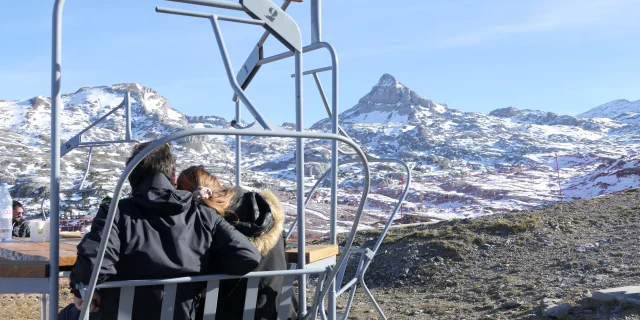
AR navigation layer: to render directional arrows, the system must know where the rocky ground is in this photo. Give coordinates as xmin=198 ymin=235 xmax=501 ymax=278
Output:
xmin=2 ymin=189 xmax=640 ymax=319
xmin=326 ymin=188 xmax=640 ymax=319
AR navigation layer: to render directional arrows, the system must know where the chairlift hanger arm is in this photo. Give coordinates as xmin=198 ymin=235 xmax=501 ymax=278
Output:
xmin=155 ymin=7 xmax=264 ymax=24
xmin=167 ymin=0 xmax=303 ymax=52
xmin=167 ymin=0 xmax=303 ymax=12
xmin=167 ymin=0 xmax=244 ymax=11
xmin=61 ymin=93 xmax=135 ymax=156
xmin=158 ymin=6 xmax=296 ymax=131
xmin=232 ymin=0 xmax=293 ymax=102
xmin=74 ymin=99 xmax=126 ymax=138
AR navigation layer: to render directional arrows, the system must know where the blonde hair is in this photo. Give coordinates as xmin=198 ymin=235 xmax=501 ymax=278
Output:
xmin=177 ymin=166 xmax=235 ymax=216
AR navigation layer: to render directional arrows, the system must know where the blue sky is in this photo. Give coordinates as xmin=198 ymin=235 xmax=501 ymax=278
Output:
xmin=1 ymin=0 xmax=640 ymax=125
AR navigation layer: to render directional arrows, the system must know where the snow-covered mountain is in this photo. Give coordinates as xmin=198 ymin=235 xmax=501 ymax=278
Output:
xmin=1 ymin=75 xmax=638 ymax=233
xmin=578 ymin=99 xmax=640 ymax=125
xmin=0 ymin=84 xmax=235 ymax=217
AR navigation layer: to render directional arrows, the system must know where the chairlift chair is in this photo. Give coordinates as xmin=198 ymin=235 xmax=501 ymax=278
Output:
xmin=47 ymin=1 xmax=408 ymax=320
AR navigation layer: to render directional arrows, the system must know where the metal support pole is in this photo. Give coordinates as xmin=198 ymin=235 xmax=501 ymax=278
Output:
xmin=50 ymin=1 xmax=65 ymax=319
xmin=327 ymin=42 xmax=338 ymax=320
xmin=294 ymin=49 xmax=307 ymax=317
xmin=235 ymin=99 xmax=241 ymax=187
xmin=40 ymin=294 xmax=48 ymax=320
xmin=125 ymin=92 xmax=132 ymax=140
xmin=77 ymin=147 xmax=93 ymax=191
xmin=310 ymin=0 xmax=321 ymax=43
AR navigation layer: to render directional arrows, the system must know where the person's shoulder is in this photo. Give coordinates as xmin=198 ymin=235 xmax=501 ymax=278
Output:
xmin=95 ymin=196 xmax=136 ymax=220
xmin=195 ymin=202 xmax=224 ymax=226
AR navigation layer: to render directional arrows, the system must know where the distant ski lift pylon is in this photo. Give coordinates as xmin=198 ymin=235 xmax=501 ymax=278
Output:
xmin=60 ymin=91 xmax=138 ymax=195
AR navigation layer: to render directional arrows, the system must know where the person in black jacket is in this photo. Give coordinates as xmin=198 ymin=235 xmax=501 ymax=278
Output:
xmin=177 ymin=166 xmax=297 ymax=320
xmin=12 ymin=200 xmax=30 ymax=238
xmin=67 ymin=142 xmax=261 ymax=320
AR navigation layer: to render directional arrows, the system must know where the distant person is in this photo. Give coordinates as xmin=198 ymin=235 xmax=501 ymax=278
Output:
xmin=67 ymin=141 xmax=261 ymax=320
xmin=12 ymin=200 xmax=30 ymax=238
xmin=177 ymin=165 xmax=297 ymax=320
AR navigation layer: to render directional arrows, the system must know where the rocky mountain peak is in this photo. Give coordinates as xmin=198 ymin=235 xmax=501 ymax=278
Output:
xmin=489 ymin=106 xmax=522 ymax=118
xmin=311 ymin=74 xmax=448 ymax=131
xmin=358 ymin=73 xmax=441 ymax=110
xmin=30 ymin=96 xmax=51 ymax=109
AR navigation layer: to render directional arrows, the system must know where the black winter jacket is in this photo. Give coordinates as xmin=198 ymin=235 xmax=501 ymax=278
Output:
xmin=210 ymin=187 xmax=298 ymax=320
xmin=69 ymin=173 xmax=261 ymax=320
xmin=12 ymin=218 xmax=30 ymax=237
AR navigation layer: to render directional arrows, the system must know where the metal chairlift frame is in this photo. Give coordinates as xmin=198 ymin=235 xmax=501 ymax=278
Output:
xmin=48 ymin=1 xmax=406 ymax=319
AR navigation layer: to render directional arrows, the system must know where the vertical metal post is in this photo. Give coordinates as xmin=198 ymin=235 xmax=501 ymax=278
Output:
xmin=235 ymin=99 xmax=241 ymax=187
xmin=125 ymin=91 xmax=132 ymax=140
xmin=310 ymin=0 xmax=321 ymax=43
xmin=294 ymin=49 xmax=306 ymax=317
xmin=40 ymin=294 xmax=48 ymax=320
xmin=51 ymin=1 xmax=65 ymax=319
xmin=327 ymin=43 xmax=338 ymax=320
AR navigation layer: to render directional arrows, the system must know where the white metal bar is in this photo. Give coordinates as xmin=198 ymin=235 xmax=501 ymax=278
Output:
xmin=156 ymin=7 xmax=265 ymax=25
xmin=125 ymin=92 xmax=132 ymax=140
xmin=50 ymin=1 xmax=64 ymax=318
xmin=202 ymin=279 xmax=220 ymax=320
xmin=160 ymin=283 xmax=178 ymax=320
xmin=40 ymin=294 xmax=48 ymax=320
xmin=97 ymin=267 xmax=328 ymax=289
xmin=310 ymin=0 xmax=321 ymax=43
xmin=294 ymin=49 xmax=307 ymax=316
xmin=167 ymin=0 xmax=244 ymax=11
xmin=289 ymin=66 xmax=332 ymax=77
xmin=0 ymin=278 xmax=50 ymax=293
xmin=235 ymin=99 xmax=241 ymax=186
xmin=242 ymin=278 xmax=260 ymax=320
xmin=117 ymin=287 xmax=135 ymax=320
xmin=257 ymin=42 xmax=326 ymax=66
xmin=277 ymin=275 xmax=295 ymax=319
xmin=77 ymin=146 xmax=93 ymax=191
xmin=336 ymin=277 xmax=357 ymax=297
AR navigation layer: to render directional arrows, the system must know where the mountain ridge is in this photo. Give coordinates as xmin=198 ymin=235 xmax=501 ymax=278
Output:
xmin=0 ymin=75 xmax=638 ymax=232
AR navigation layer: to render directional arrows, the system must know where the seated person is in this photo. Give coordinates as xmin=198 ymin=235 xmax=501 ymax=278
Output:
xmin=12 ymin=200 xmax=30 ymax=238
xmin=177 ymin=165 xmax=297 ymax=320
xmin=67 ymin=142 xmax=261 ymax=320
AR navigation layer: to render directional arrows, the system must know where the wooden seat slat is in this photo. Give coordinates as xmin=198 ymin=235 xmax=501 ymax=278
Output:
xmin=285 ymin=244 xmax=339 ymax=264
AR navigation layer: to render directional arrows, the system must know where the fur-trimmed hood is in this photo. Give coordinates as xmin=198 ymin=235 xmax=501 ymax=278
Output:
xmin=225 ymin=187 xmax=285 ymax=256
